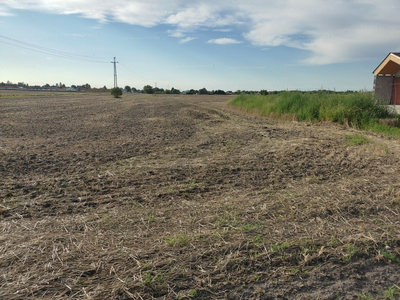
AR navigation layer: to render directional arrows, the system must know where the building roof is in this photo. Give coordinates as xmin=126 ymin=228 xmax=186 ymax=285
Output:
xmin=373 ymin=52 xmax=400 ymax=75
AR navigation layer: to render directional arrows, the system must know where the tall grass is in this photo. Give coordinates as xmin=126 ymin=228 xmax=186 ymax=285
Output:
xmin=229 ymin=92 xmax=400 ymax=134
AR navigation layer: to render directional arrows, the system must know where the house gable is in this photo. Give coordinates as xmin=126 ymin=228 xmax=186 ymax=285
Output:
xmin=373 ymin=52 xmax=400 ymax=76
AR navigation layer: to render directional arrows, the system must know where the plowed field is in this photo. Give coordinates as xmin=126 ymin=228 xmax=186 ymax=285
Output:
xmin=1 ymin=91 xmax=400 ymax=299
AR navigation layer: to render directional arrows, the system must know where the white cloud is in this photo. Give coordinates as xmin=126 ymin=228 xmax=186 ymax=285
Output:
xmin=2 ymin=0 xmax=400 ymax=64
xmin=179 ymin=37 xmax=197 ymax=43
xmin=167 ymin=30 xmax=185 ymax=38
xmin=238 ymin=0 xmax=400 ymax=64
xmin=208 ymin=38 xmax=242 ymax=44
xmin=0 ymin=4 xmax=13 ymax=16
xmin=213 ymin=28 xmax=232 ymax=32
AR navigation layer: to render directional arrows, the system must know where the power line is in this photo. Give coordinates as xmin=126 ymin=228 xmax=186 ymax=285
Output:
xmin=0 ymin=34 xmax=151 ymax=87
xmin=119 ymin=62 xmax=151 ymax=82
xmin=0 ymin=35 xmax=109 ymax=63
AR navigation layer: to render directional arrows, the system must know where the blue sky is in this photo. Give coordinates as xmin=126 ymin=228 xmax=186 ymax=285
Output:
xmin=1 ymin=0 xmax=399 ymax=91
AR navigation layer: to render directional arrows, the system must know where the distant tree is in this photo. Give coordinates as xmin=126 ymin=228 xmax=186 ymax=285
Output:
xmin=131 ymin=87 xmax=137 ymax=93
xmin=71 ymin=85 xmax=77 ymax=89
xmin=214 ymin=89 xmax=226 ymax=95
xmin=125 ymin=85 xmax=131 ymax=93
xmin=199 ymin=88 xmax=208 ymax=95
xmin=260 ymin=90 xmax=269 ymax=95
xmin=103 ymin=85 xmax=107 ymax=89
xmin=111 ymin=87 xmax=123 ymax=98
xmin=171 ymin=87 xmax=181 ymax=94
xmin=85 ymin=83 xmax=91 ymax=89
xmin=187 ymin=89 xmax=197 ymax=95
xmin=165 ymin=89 xmax=171 ymax=94
xmin=154 ymin=87 xmax=164 ymax=94
xmin=45 ymin=83 xmax=50 ymax=87
xmin=143 ymin=85 xmax=154 ymax=94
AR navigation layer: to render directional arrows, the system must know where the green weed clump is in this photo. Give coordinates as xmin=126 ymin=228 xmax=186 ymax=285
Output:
xmin=229 ymin=92 xmax=400 ymax=135
xmin=345 ymin=134 xmax=371 ymax=146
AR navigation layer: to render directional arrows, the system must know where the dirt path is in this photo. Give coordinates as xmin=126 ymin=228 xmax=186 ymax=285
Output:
xmin=1 ymin=92 xmax=400 ymax=299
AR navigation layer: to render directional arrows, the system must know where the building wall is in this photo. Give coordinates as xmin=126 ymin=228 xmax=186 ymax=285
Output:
xmin=374 ymin=75 xmax=393 ymax=104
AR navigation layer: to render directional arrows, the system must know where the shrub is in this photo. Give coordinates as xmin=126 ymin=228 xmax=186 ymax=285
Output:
xmin=110 ymin=87 xmax=123 ymax=98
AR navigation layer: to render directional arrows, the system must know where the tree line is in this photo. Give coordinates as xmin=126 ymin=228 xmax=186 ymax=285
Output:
xmin=123 ymin=85 xmax=258 ymax=95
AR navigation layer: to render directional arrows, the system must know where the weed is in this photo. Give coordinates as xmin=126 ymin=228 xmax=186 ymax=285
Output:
xmin=144 ymin=272 xmax=153 ymax=284
xmin=165 ymin=233 xmax=189 ymax=246
xmin=345 ymin=134 xmax=371 ymax=146
xmin=383 ymin=285 xmax=400 ymax=299
xmin=101 ymin=214 xmax=111 ymax=221
xmin=272 ymin=242 xmax=290 ymax=251
xmin=143 ymin=271 xmax=167 ymax=295
xmin=253 ymin=234 xmax=264 ymax=244
xmin=301 ymin=245 xmax=315 ymax=254
xmin=343 ymin=244 xmax=358 ymax=261
xmin=253 ymin=274 xmax=262 ymax=281
xmin=289 ymin=268 xmax=300 ymax=275
xmin=189 ymin=290 xmax=198 ymax=298
xmin=355 ymin=293 xmax=373 ymax=300
xmin=241 ymin=224 xmax=263 ymax=231
xmin=77 ymin=278 xmax=87 ymax=286
xmin=289 ymin=268 xmax=308 ymax=276
xmin=254 ymin=288 xmax=266 ymax=295
xmin=36 ymin=185 xmax=50 ymax=193
xmin=217 ymin=214 xmax=237 ymax=228
xmin=382 ymin=251 xmax=400 ymax=264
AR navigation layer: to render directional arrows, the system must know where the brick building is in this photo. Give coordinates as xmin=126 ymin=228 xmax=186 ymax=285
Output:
xmin=373 ymin=52 xmax=400 ymax=104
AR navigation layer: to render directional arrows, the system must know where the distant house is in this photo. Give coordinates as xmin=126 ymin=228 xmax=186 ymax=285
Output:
xmin=66 ymin=87 xmax=77 ymax=92
xmin=373 ymin=52 xmax=400 ymax=104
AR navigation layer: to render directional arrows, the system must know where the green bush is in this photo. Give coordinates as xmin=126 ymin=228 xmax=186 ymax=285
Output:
xmin=110 ymin=87 xmax=123 ymax=98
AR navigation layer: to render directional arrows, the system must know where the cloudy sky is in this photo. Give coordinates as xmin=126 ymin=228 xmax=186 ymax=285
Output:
xmin=1 ymin=0 xmax=399 ymax=91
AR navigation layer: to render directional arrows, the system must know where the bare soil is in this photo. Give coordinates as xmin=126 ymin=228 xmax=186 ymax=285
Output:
xmin=1 ymin=91 xmax=400 ymax=299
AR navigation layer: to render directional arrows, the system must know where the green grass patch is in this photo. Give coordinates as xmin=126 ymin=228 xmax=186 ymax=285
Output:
xmin=189 ymin=290 xmax=198 ymax=298
xmin=345 ymin=134 xmax=371 ymax=146
xmin=355 ymin=293 xmax=374 ymax=300
xmin=272 ymin=242 xmax=290 ymax=251
xmin=253 ymin=234 xmax=264 ymax=244
xmin=241 ymin=224 xmax=263 ymax=231
xmin=343 ymin=244 xmax=359 ymax=261
xmin=383 ymin=285 xmax=400 ymax=300
xmin=164 ymin=233 xmax=190 ymax=246
xmin=382 ymin=251 xmax=400 ymax=264
xmin=229 ymin=92 xmax=400 ymax=135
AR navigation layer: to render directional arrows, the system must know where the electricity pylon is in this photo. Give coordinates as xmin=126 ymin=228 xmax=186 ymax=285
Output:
xmin=111 ymin=57 xmax=119 ymax=88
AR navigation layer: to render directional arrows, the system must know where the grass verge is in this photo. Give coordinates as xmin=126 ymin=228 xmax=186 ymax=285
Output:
xmin=229 ymin=92 xmax=400 ymax=135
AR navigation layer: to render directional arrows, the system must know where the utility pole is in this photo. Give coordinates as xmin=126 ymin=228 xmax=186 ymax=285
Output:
xmin=111 ymin=57 xmax=119 ymax=88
